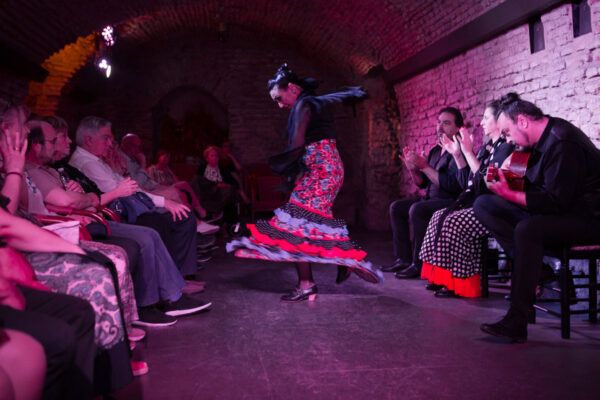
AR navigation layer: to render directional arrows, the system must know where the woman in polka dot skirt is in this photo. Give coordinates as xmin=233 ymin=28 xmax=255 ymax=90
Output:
xmin=419 ymin=99 xmax=514 ymax=298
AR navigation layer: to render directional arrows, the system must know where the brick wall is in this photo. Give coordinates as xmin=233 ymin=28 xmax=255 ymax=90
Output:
xmin=2 ymin=0 xmax=598 ymax=230
xmin=56 ymin=28 xmax=368 ymax=223
xmin=393 ymin=1 xmax=600 ymax=201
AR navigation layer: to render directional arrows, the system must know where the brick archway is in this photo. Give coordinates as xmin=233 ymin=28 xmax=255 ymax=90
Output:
xmin=26 ymin=34 xmax=96 ymax=116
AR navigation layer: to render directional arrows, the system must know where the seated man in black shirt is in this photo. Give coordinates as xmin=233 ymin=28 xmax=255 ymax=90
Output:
xmin=386 ymin=107 xmax=463 ymax=279
xmin=474 ymin=93 xmax=600 ymax=342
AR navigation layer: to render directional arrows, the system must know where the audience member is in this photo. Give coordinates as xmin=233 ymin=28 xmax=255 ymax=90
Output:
xmin=0 ymin=290 xmax=46 ymax=400
xmin=219 ymin=141 xmax=242 ymax=175
xmin=1 ymin=103 xmax=135 ymax=391
xmin=147 ymin=148 xmax=219 ymax=234
xmin=192 ymin=145 xmax=243 ymax=225
xmin=219 ymin=141 xmax=248 ymax=201
xmin=69 ymin=116 xmax=200 ymax=278
xmin=27 ymin=119 xmax=210 ymax=325
xmin=117 ymin=133 xmax=181 ymax=202
xmin=0 ymin=273 xmax=96 ymax=400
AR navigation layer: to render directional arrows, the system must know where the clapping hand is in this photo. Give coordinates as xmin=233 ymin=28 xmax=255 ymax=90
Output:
xmin=400 ymin=146 xmax=429 ymax=170
xmin=411 ymin=150 xmax=429 ymax=169
xmin=399 ymin=146 xmax=416 ymax=170
xmin=457 ymin=126 xmax=474 ymax=154
xmin=440 ymin=134 xmax=461 ymax=156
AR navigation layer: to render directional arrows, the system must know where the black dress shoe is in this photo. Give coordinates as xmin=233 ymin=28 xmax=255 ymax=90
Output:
xmin=394 ymin=264 xmax=420 ymax=279
xmin=480 ymin=311 xmax=527 ymax=343
xmin=434 ymin=287 xmax=457 ymax=298
xmin=380 ymin=260 xmax=410 ymax=273
xmin=335 ymin=266 xmax=352 ymax=284
xmin=281 ymin=285 xmax=318 ymax=302
xmin=425 ymin=283 xmax=444 ymax=291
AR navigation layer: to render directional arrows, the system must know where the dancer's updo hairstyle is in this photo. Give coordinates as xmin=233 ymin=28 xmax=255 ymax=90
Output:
xmin=267 ymin=64 xmax=319 ymax=94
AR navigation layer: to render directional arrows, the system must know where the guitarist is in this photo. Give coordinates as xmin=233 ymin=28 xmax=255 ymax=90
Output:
xmin=474 ymin=92 xmax=600 ymax=342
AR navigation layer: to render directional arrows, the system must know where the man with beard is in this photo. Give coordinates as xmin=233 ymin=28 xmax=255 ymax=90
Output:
xmin=384 ymin=107 xmax=463 ymax=279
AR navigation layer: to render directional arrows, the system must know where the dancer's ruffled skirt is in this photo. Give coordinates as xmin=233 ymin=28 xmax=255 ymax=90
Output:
xmin=227 ymin=139 xmax=382 ymax=283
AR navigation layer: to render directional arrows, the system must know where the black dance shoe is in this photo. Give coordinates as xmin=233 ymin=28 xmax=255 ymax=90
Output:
xmin=380 ymin=259 xmax=410 ymax=273
xmin=425 ymin=283 xmax=444 ymax=291
xmin=336 ymin=266 xmax=352 ymax=284
xmin=281 ymin=285 xmax=318 ymax=302
xmin=480 ymin=310 xmax=528 ymax=343
xmin=434 ymin=287 xmax=457 ymax=298
xmin=394 ymin=264 xmax=420 ymax=279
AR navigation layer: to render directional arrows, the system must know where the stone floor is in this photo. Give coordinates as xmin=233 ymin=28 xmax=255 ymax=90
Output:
xmin=116 ymin=230 xmax=599 ymax=400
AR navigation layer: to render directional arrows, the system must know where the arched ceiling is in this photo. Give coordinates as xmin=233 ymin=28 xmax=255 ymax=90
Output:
xmin=0 ymin=0 xmax=502 ymax=76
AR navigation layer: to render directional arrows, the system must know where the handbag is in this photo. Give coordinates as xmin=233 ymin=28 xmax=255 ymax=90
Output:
xmin=41 ymin=220 xmax=80 ymax=245
xmin=108 ymin=192 xmax=156 ymax=223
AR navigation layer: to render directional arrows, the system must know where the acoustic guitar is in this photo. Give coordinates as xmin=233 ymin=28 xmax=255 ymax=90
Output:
xmin=486 ymin=150 xmax=531 ymax=191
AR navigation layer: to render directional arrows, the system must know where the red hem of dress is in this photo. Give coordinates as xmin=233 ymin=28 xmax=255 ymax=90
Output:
xmin=246 ymin=224 xmax=366 ymax=260
xmin=421 ymin=262 xmax=481 ymax=298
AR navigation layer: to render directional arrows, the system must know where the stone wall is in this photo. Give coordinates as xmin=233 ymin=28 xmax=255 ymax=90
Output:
xmin=2 ymin=0 xmax=598 ymax=230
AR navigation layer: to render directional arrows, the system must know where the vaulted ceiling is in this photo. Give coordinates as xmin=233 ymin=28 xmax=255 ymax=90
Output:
xmin=0 ymin=0 xmax=502 ymax=76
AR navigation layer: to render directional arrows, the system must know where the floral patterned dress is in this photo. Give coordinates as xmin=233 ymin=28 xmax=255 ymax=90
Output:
xmin=227 ymin=88 xmax=382 ymax=283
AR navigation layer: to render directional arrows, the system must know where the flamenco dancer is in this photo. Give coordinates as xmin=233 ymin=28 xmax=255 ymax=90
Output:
xmin=227 ymin=64 xmax=383 ymax=302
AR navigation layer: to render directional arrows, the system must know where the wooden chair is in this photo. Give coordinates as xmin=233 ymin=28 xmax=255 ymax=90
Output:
xmin=246 ymin=174 xmax=288 ymax=221
xmin=45 ymin=204 xmax=112 ymax=236
xmin=534 ymin=245 xmax=599 ymax=339
xmin=481 ymin=236 xmax=511 ymax=298
xmin=35 ymin=214 xmax=93 ymax=241
xmin=482 ymin=238 xmax=600 ymax=339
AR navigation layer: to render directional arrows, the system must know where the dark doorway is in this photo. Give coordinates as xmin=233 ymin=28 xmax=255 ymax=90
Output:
xmin=152 ymin=86 xmax=229 ymax=167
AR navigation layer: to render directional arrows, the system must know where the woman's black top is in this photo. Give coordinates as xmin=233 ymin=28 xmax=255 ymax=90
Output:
xmin=269 ymin=87 xmax=367 ymax=181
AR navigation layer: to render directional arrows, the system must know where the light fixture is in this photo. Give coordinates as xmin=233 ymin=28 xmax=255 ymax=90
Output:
xmin=97 ymin=58 xmax=112 ymax=78
xmin=101 ymin=26 xmax=116 ymax=46
xmin=95 ymin=25 xmax=116 ymax=78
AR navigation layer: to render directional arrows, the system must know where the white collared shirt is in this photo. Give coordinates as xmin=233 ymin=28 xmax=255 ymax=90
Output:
xmin=69 ymin=146 xmax=165 ymax=207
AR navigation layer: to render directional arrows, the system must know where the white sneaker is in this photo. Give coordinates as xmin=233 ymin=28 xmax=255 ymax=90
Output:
xmin=197 ymin=220 xmax=220 ymax=235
